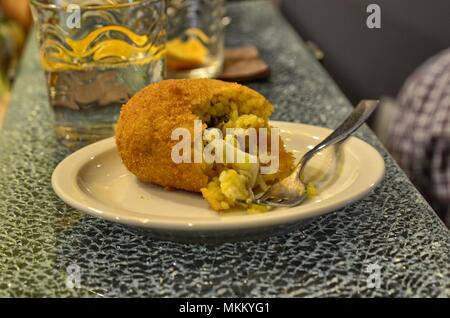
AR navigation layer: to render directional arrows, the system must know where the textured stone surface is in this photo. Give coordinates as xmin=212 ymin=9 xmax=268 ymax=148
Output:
xmin=0 ymin=1 xmax=449 ymax=297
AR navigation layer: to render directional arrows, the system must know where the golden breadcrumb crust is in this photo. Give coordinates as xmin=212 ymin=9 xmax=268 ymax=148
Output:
xmin=116 ymin=79 xmax=264 ymax=192
xmin=116 ymin=78 xmax=291 ymax=192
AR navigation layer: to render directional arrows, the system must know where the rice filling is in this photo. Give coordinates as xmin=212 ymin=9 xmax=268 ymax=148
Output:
xmin=197 ymin=90 xmax=289 ymax=211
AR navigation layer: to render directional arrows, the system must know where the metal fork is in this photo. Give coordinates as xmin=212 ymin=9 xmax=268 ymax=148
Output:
xmin=250 ymin=100 xmax=379 ymax=207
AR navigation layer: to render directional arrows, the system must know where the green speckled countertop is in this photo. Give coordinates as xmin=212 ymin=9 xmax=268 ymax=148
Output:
xmin=0 ymin=1 xmax=449 ymax=297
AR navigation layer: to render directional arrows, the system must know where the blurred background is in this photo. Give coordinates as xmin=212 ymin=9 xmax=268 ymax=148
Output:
xmin=0 ymin=0 xmax=30 ymax=123
xmin=280 ymin=0 xmax=450 ymax=104
xmin=0 ymin=0 xmax=449 ymax=224
xmin=277 ymin=0 xmax=450 ymax=225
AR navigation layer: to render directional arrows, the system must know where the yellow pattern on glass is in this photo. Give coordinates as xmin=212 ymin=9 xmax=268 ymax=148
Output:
xmin=65 ymin=25 xmax=149 ymax=52
xmin=40 ymin=25 xmax=164 ymax=71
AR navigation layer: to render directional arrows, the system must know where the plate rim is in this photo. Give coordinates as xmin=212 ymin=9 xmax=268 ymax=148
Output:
xmin=51 ymin=121 xmax=385 ymax=232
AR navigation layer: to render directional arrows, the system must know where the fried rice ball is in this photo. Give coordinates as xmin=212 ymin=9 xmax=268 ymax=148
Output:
xmin=116 ymin=79 xmax=294 ymax=210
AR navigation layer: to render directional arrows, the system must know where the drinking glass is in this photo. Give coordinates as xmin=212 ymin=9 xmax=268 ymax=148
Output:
xmin=166 ymin=0 xmax=224 ymax=79
xmin=30 ymin=0 xmax=166 ymax=148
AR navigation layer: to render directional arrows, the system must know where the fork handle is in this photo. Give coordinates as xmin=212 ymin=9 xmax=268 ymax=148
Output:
xmin=297 ymin=100 xmax=379 ymax=174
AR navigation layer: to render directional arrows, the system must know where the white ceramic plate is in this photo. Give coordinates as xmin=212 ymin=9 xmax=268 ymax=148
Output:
xmin=52 ymin=121 xmax=384 ymax=242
